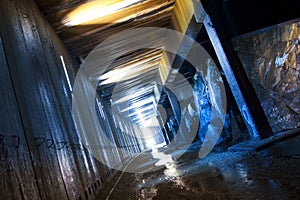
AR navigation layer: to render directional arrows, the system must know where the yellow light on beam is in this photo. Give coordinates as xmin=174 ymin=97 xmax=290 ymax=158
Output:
xmin=62 ymin=0 xmax=140 ymax=26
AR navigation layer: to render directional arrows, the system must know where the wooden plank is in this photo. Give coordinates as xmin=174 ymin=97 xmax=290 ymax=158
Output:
xmin=64 ymin=4 xmax=174 ymax=58
xmin=29 ymin=1 xmax=90 ymax=199
xmin=44 ymin=17 xmax=112 ymax=200
xmin=0 ymin=0 xmax=70 ymax=198
xmin=1 ymin=0 xmax=148 ymax=199
xmin=35 ymin=0 xmax=83 ymax=16
xmin=159 ymin=0 xmax=200 ymax=84
xmin=4 ymin=0 xmax=114 ymax=199
xmin=45 ymin=23 xmax=105 ymax=200
xmin=170 ymin=0 xmax=194 ymax=33
xmin=0 ymin=29 xmax=40 ymax=200
xmin=200 ymin=0 xmax=273 ymax=139
xmin=48 ymin=0 xmax=175 ymax=32
xmin=34 ymin=0 xmax=176 ymax=59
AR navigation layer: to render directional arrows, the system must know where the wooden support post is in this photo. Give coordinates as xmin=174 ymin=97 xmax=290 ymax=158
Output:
xmin=194 ymin=0 xmax=273 ymax=139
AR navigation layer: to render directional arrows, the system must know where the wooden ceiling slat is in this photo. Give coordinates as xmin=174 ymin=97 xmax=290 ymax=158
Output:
xmin=36 ymin=0 xmax=88 ymax=15
xmin=62 ymin=2 xmax=174 ymax=44
xmin=35 ymin=0 xmax=175 ymax=59
xmin=67 ymin=8 xmax=173 ymax=57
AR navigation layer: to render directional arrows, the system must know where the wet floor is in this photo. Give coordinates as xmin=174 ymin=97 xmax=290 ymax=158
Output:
xmin=97 ymin=136 xmax=300 ymax=200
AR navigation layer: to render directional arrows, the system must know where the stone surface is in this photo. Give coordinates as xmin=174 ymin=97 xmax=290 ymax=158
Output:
xmin=233 ymin=22 xmax=300 ymax=132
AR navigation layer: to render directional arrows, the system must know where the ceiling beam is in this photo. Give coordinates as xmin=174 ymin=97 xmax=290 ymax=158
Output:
xmin=159 ymin=0 xmax=202 ymax=84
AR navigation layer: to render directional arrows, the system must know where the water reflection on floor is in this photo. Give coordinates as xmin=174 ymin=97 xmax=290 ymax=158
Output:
xmin=97 ymin=136 xmax=300 ymax=199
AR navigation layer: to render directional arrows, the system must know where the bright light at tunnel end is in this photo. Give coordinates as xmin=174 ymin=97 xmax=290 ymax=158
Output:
xmin=72 ymin=27 xmax=227 ymax=173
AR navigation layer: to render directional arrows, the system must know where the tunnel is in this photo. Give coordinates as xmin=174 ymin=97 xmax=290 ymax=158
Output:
xmin=0 ymin=0 xmax=300 ymax=199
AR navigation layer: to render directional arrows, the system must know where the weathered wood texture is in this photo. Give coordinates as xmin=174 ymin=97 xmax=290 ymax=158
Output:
xmin=201 ymin=0 xmax=273 ymax=138
xmin=160 ymin=0 xmax=197 ymax=84
xmin=35 ymin=0 xmax=175 ymax=59
xmin=0 ymin=0 xmax=140 ymax=199
xmin=0 ymin=30 xmax=41 ymax=200
xmin=0 ymin=0 xmax=69 ymax=198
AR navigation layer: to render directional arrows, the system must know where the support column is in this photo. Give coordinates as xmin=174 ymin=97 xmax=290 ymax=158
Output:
xmin=193 ymin=0 xmax=273 ymax=139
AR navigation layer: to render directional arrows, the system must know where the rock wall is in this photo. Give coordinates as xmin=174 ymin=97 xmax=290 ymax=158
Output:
xmin=234 ymin=22 xmax=300 ymax=132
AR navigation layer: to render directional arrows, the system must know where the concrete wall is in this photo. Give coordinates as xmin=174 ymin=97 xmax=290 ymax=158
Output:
xmin=234 ymin=21 xmax=300 ymax=132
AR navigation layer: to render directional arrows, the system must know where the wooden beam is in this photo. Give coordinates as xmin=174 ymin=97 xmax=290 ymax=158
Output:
xmin=0 ymin=28 xmax=40 ymax=200
xmin=160 ymin=0 xmax=202 ymax=84
xmin=197 ymin=0 xmax=273 ymax=139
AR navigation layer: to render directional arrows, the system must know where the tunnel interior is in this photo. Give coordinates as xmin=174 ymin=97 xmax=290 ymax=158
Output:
xmin=0 ymin=0 xmax=299 ymax=199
